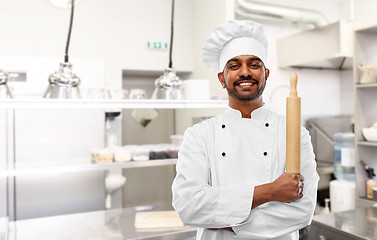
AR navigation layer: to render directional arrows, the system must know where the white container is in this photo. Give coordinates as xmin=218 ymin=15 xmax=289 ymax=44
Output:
xmin=182 ymin=79 xmax=210 ymax=100
xmin=362 ymin=127 xmax=377 ymax=142
xmin=170 ymin=135 xmax=184 ymax=147
xmin=358 ymin=63 xmax=377 ymax=84
xmin=114 ymin=148 xmax=132 ymax=162
xmin=330 ymin=180 xmax=355 ymax=212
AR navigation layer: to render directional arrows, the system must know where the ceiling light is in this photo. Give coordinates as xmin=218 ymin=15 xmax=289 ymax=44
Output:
xmin=0 ymin=70 xmax=13 ymax=99
xmin=44 ymin=0 xmax=81 ymax=99
xmin=152 ymin=0 xmax=183 ymax=100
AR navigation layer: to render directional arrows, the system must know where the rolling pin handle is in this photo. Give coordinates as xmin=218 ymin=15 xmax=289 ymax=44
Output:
xmin=290 ymin=72 xmax=298 ymax=97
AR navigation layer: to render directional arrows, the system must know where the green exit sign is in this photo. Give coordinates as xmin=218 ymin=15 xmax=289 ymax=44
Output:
xmin=147 ymin=41 xmax=168 ymax=50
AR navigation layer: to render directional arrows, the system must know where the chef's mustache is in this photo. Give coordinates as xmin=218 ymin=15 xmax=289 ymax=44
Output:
xmin=233 ymin=76 xmax=259 ymax=86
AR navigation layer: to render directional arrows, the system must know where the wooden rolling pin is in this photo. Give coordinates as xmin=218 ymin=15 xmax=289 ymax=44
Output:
xmin=286 ymin=72 xmax=301 ymax=173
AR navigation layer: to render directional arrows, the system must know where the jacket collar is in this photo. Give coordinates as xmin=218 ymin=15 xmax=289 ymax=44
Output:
xmin=225 ymin=104 xmax=269 ymax=120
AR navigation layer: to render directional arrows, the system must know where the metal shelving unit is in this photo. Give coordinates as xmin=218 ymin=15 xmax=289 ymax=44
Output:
xmin=357 ymin=141 xmax=377 ymax=147
xmin=0 ymin=217 xmax=7 ymax=240
xmin=0 ymin=99 xmax=228 ymax=110
xmin=0 ymin=99 xmax=228 ymax=177
xmin=353 ymin=23 xmax=377 ymax=207
xmin=0 ymin=158 xmax=178 ymax=177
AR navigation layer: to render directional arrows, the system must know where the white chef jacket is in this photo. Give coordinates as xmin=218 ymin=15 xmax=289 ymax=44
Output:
xmin=172 ymin=105 xmax=319 ymax=240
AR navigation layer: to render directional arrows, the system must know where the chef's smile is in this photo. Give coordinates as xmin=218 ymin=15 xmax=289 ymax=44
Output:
xmin=234 ymin=80 xmax=259 ymax=90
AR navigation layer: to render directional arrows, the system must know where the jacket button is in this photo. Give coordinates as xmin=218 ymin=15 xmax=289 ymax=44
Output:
xmin=222 ymin=152 xmax=226 ymax=157
xmin=264 ymin=152 xmax=267 ymax=156
xmin=265 ymin=123 xmax=269 ymax=127
xmin=222 ymin=124 xmax=225 ymax=128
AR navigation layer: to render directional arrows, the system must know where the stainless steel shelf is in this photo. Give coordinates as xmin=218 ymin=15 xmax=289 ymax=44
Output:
xmin=0 ymin=99 xmax=228 ymax=110
xmin=356 ymin=83 xmax=377 ymax=89
xmin=357 ymin=141 xmax=377 ymax=147
xmin=356 ymin=24 xmax=377 ymax=33
xmin=0 ymin=158 xmax=178 ymax=177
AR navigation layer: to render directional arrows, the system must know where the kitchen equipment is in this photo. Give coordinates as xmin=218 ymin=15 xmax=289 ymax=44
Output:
xmin=306 ymin=115 xmax=353 ymax=192
xmin=134 ymin=211 xmax=188 ymax=231
xmin=358 ymin=62 xmax=377 ymax=84
xmin=170 ymin=135 xmax=183 ymax=147
xmin=360 ymin=160 xmax=376 ymax=199
xmin=131 ymin=146 xmax=150 ymax=161
xmin=182 ymin=79 xmax=210 ymax=100
xmin=129 ymin=89 xmax=147 ymax=99
xmin=362 ymin=127 xmax=377 ymax=142
xmin=130 ymin=108 xmax=158 ymax=127
xmin=333 ymin=132 xmax=355 ymax=182
xmin=149 ymin=144 xmax=167 ymax=160
xmin=286 ymin=72 xmax=301 ymax=173
xmin=44 ymin=62 xmax=81 ymax=98
xmin=277 ymin=20 xmax=353 ymax=70
xmin=152 ymin=68 xmax=183 ymax=100
xmin=152 ymin=0 xmax=183 ymax=100
xmin=114 ymin=148 xmax=132 ymax=162
xmin=329 ymin=180 xmax=355 ymax=212
xmin=0 ymin=69 xmax=13 ymax=98
xmin=373 ymin=187 xmax=377 ymax=201
xmin=93 ymin=148 xmax=114 ymax=164
xmin=107 ymin=88 xmax=126 ymax=99
xmin=105 ymin=174 xmax=126 ymax=209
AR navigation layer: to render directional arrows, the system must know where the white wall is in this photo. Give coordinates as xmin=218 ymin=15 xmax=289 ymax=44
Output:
xmin=0 ymin=0 xmax=193 ymax=88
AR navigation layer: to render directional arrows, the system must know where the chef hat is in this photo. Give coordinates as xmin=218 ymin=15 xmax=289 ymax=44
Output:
xmin=202 ymin=20 xmax=268 ymax=73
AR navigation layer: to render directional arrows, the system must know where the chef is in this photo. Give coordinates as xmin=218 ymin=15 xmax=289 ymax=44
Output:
xmin=172 ymin=20 xmax=319 ymax=240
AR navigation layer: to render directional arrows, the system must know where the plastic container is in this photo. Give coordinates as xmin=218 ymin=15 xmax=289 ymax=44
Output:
xmin=170 ymin=135 xmax=184 ymax=147
xmin=333 ymin=132 xmax=355 ymax=182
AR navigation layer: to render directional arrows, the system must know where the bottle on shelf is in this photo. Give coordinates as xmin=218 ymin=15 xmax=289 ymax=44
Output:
xmin=360 ymin=160 xmax=377 ymax=199
xmin=330 ymin=132 xmax=356 ymax=212
xmin=333 ymin=132 xmax=355 ymax=182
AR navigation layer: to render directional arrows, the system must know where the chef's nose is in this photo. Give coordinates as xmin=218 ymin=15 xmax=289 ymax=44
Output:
xmin=238 ymin=63 xmax=252 ymax=79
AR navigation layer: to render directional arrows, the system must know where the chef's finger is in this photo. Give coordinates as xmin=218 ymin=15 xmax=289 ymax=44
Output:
xmin=298 ymin=174 xmax=305 ymax=182
xmin=298 ymin=192 xmax=304 ymax=199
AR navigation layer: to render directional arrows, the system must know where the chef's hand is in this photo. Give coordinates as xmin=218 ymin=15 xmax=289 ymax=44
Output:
xmin=252 ymin=173 xmax=304 ymax=208
xmin=271 ymin=172 xmax=304 ymax=202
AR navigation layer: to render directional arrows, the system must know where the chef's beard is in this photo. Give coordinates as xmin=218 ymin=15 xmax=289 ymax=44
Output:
xmin=224 ymin=77 xmax=266 ymax=102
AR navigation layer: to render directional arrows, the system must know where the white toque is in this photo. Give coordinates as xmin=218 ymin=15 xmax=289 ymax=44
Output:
xmin=202 ymin=20 xmax=268 ymax=73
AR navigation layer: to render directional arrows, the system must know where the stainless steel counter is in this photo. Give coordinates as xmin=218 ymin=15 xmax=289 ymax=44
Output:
xmin=310 ymin=207 xmax=377 ymax=240
xmin=7 ymin=205 xmax=196 ymax=240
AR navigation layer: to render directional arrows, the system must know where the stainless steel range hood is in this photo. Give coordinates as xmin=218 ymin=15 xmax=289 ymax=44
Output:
xmin=277 ymin=20 xmax=354 ymax=70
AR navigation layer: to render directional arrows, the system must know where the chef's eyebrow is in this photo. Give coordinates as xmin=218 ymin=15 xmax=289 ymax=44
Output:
xmin=226 ymin=57 xmax=262 ymax=64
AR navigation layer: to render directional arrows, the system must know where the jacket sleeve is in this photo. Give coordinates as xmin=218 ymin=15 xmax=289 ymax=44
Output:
xmin=172 ymin=125 xmax=254 ymax=228
xmin=231 ymin=127 xmax=319 ymax=239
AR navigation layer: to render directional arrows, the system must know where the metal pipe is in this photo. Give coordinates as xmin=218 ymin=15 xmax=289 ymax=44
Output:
xmin=307 ymin=120 xmax=334 ymax=145
xmin=236 ymin=0 xmax=329 ymax=27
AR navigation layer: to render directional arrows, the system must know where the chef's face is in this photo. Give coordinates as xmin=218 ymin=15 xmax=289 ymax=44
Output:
xmin=217 ymin=55 xmax=269 ymax=102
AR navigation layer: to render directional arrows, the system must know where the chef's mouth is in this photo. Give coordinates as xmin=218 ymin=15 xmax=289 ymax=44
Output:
xmin=233 ymin=79 xmax=258 ymax=87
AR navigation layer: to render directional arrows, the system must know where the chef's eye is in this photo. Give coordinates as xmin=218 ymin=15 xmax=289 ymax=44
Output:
xmin=250 ymin=63 xmax=262 ymax=69
xmin=228 ymin=64 xmax=239 ymax=69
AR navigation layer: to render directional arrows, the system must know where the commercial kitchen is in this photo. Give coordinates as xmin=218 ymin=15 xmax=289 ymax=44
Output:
xmin=1 ymin=0 xmax=377 ymax=239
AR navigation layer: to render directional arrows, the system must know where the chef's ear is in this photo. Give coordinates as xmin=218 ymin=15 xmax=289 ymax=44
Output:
xmin=265 ymin=68 xmax=270 ymax=80
xmin=217 ymin=72 xmax=226 ymax=89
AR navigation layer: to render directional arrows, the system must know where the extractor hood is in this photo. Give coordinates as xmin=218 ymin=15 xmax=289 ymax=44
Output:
xmin=277 ymin=20 xmax=353 ymax=70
